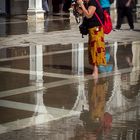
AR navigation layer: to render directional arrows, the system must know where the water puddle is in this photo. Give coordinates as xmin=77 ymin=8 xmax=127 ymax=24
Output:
xmin=0 ymin=41 xmax=140 ymax=139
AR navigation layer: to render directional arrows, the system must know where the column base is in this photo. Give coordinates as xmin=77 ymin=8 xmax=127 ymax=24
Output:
xmin=27 ymin=9 xmax=45 ymax=21
xmin=27 ymin=9 xmax=45 ymax=33
xmin=27 ymin=21 xmax=44 ymax=33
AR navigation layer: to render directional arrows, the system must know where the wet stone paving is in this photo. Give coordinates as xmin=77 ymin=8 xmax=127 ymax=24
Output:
xmin=0 ymin=15 xmax=140 ymax=140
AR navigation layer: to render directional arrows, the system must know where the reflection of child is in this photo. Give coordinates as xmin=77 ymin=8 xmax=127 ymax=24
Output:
xmin=98 ymin=46 xmax=113 ymax=73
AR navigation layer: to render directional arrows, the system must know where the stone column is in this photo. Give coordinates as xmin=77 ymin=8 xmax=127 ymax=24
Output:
xmin=27 ymin=0 xmax=44 ymax=21
xmin=27 ymin=0 xmax=45 ymax=33
xmin=136 ymin=0 xmax=140 ymax=22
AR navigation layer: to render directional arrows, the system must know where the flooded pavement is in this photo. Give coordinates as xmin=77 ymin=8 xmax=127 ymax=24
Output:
xmin=0 ymin=40 xmax=140 ymax=140
xmin=0 ymin=15 xmax=71 ymax=37
xmin=0 ymin=11 xmax=138 ymax=37
xmin=0 ymin=9 xmax=140 ymax=139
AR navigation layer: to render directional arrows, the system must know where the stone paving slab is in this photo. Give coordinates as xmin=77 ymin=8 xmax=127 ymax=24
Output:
xmin=0 ymin=22 xmax=140 ymax=48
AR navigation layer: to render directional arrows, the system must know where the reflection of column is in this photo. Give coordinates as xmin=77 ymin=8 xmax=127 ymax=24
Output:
xmin=128 ymin=42 xmax=140 ymax=87
xmin=29 ymin=45 xmax=44 ymax=112
xmin=132 ymin=42 xmax=140 ymax=69
xmin=131 ymin=42 xmax=140 ymax=94
xmin=34 ymin=89 xmax=47 ymax=113
xmin=29 ymin=45 xmax=43 ymax=85
xmin=0 ymin=18 xmax=6 ymax=36
xmin=114 ymin=42 xmax=118 ymax=70
xmin=30 ymin=45 xmax=43 ymax=113
xmin=29 ymin=45 xmax=53 ymax=122
xmin=71 ymin=77 xmax=89 ymax=112
xmin=106 ymin=42 xmax=123 ymax=115
xmin=34 ymin=89 xmax=53 ymax=124
xmin=113 ymin=42 xmax=123 ymax=108
xmin=70 ymin=43 xmax=88 ymax=113
xmin=27 ymin=0 xmax=44 ymax=33
xmin=72 ymin=43 xmax=84 ymax=76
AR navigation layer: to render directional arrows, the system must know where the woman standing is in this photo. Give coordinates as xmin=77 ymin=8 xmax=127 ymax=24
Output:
xmin=77 ymin=0 xmax=106 ymax=79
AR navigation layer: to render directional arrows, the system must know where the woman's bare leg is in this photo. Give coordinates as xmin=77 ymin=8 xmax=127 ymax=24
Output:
xmin=92 ymin=65 xmax=98 ymax=80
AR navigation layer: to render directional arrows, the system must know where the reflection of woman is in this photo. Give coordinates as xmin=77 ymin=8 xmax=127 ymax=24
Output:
xmin=79 ymin=78 xmax=112 ymax=139
xmin=98 ymin=45 xmax=114 ymax=73
xmin=92 ymin=79 xmax=112 ymax=135
xmin=77 ymin=0 xmax=106 ymax=78
xmin=90 ymin=79 xmax=108 ymax=121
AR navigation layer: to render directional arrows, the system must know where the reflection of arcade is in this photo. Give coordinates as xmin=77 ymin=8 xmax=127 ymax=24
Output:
xmin=74 ymin=42 xmax=140 ymax=140
xmin=116 ymin=42 xmax=140 ymax=98
xmin=105 ymin=41 xmax=140 ymax=139
xmin=117 ymin=43 xmax=133 ymax=69
xmin=79 ymin=78 xmax=112 ymax=140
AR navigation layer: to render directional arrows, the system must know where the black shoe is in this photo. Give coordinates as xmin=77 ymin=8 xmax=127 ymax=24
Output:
xmin=129 ymin=28 xmax=134 ymax=31
xmin=113 ymin=28 xmax=121 ymax=31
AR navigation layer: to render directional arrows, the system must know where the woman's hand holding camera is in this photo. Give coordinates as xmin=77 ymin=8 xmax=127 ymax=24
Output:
xmin=77 ymin=0 xmax=84 ymax=6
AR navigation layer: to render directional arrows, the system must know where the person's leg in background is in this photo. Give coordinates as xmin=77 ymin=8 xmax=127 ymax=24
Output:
xmin=125 ymin=7 xmax=134 ymax=30
xmin=115 ymin=8 xmax=124 ymax=30
xmin=63 ymin=0 xmax=71 ymax=13
xmin=59 ymin=0 xmax=63 ymax=13
xmin=42 ymin=0 xmax=49 ymax=14
xmin=52 ymin=0 xmax=59 ymax=13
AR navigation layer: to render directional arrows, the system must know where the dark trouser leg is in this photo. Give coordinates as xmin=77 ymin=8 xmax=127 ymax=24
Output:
xmin=63 ymin=0 xmax=71 ymax=12
xmin=116 ymin=8 xmax=124 ymax=29
xmin=52 ymin=0 xmax=60 ymax=13
xmin=125 ymin=7 xmax=134 ymax=29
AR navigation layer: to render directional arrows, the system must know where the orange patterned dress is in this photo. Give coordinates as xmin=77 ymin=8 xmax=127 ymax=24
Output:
xmin=88 ymin=26 xmax=106 ymax=66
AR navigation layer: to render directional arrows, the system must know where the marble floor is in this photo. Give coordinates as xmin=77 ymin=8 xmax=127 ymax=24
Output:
xmin=0 ymin=14 xmax=140 ymax=140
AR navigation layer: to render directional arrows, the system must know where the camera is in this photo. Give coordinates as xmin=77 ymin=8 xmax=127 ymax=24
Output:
xmin=71 ymin=0 xmax=82 ymax=23
xmin=71 ymin=0 xmax=77 ymax=4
